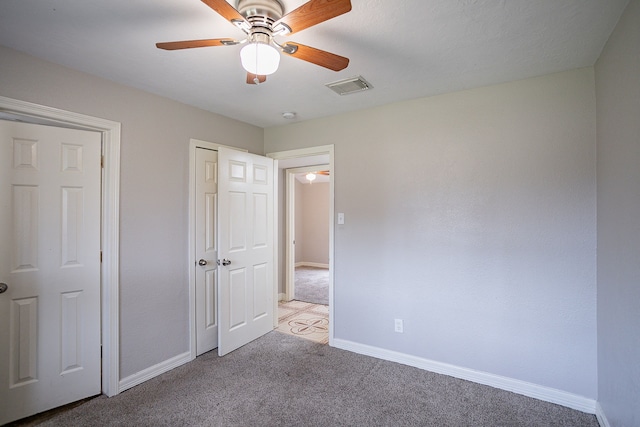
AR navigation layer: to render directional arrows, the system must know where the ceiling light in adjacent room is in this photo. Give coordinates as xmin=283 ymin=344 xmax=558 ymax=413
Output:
xmin=282 ymin=112 xmax=296 ymax=119
xmin=306 ymin=172 xmax=316 ymax=182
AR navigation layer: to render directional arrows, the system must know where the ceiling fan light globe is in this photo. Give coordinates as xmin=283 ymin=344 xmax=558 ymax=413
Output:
xmin=240 ymin=42 xmax=280 ymax=75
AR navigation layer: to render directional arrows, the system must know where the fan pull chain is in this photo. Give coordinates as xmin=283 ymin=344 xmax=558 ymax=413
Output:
xmin=254 ymin=43 xmax=260 ymax=84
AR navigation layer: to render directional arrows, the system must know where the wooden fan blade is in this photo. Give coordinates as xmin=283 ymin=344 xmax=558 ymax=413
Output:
xmin=156 ymin=38 xmax=236 ymax=50
xmin=201 ymin=0 xmax=247 ymax=25
xmin=317 ymin=170 xmax=330 ymax=175
xmin=246 ymin=73 xmax=267 ymax=84
xmin=283 ymin=42 xmax=349 ymax=71
xmin=275 ymin=0 xmax=351 ymax=35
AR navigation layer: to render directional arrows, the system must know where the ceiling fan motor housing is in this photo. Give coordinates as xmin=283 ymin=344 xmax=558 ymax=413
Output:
xmin=237 ymin=0 xmax=284 ymax=21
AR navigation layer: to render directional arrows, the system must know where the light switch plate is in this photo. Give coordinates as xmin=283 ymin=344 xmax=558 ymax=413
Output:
xmin=337 ymin=213 xmax=345 ymax=225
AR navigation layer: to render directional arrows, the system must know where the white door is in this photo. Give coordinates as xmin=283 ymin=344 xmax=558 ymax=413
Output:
xmin=217 ymin=147 xmax=274 ymax=356
xmin=0 ymin=121 xmax=101 ymax=424
xmin=195 ymin=148 xmax=218 ymax=355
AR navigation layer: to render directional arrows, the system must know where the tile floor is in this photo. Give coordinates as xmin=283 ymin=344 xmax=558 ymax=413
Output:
xmin=276 ymin=300 xmax=329 ymax=344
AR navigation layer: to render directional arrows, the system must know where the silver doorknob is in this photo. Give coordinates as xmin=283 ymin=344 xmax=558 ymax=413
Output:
xmin=198 ymin=259 xmax=207 ymax=266
xmin=222 ymin=259 xmax=231 ymax=266
xmin=0 ymin=283 xmax=7 ymax=294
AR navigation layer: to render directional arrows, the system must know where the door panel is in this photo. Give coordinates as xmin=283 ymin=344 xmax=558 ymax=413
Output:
xmin=10 ymin=297 xmax=38 ymax=387
xmin=60 ymin=290 xmax=83 ymax=373
xmin=229 ymin=268 xmax=247 ymax=330
xmin=218 ymin=148 xmax=274 ymax=356
xmin=204 ymin=269 xmax=217 ymax=329
xmin=253 ymin=193 xmax=268 ymax=247
xmin=253 ymin=263 xmax=268 ymax=318
xmin=12 ymin=185 xmax=39 ymax=270
xmin=229 ymin=192 xmax=247 ymax=251
xmin=195 ymin=148 xmax=219 ymax=356
xmin=0 ymin=120 xmax=101 ymax=425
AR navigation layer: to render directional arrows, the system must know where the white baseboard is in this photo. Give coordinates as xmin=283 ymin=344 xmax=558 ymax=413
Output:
xmin=119 ymin=351 xmax=192 ymax=393
xmin=595 ymin=402 xmax=611 ymax=427
xmin=278 ymin=292 xmax=286 ymax=302
xmin=332 ymin=338 xmax=597 ymax=415
xmin=295 ymin=262 xmax=329 ymax=269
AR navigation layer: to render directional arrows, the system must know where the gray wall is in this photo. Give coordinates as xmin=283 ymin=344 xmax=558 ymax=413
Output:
xmin=0 ymin=45 xmax=264 ymax=379
xmin=595 ymin=0 xmax=640 ymax=425
xmin=295 ymin=181 xmax=330 ymax=265
xmin=265 ymin=68 xmax=598 ymax=398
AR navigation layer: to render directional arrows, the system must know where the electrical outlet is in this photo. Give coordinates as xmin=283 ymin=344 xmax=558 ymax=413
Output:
xmin=394 ymin=319 xmax=403 ymax=333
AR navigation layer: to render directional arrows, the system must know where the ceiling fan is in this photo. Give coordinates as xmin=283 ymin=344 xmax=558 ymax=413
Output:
xmin=304 ymin=170 xmax=329 ymax=182
xmin=156 ymin=0 xmax=352 ymax=84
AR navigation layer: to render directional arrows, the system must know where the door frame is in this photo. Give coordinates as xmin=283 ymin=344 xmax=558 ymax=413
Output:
xmin=0 ymin=95 xmax=121 ymax=397
xmin=284 ymin=165 xmax=330 ymax=301
xmin=187 ymin=139 xmax=248 ymax=359
xmin=267 ymin=145 xmax=335 ymax=344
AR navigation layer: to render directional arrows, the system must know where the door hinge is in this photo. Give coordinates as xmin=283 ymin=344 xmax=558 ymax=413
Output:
xmin=101 ymin=155 xmax=104 ymax=168
xmin=100 ymin=251 xmax=103 ymax=263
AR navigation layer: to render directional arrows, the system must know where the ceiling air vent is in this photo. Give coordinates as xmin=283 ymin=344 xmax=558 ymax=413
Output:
xmin=325 ymin=75 xmax=373 ymax=95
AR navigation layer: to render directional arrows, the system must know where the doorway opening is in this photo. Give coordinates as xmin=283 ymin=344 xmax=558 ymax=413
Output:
xmin=267 ymin=145 xmax=335 ymax=345
xmin=285 ymin=165 xmax=330 ymax=305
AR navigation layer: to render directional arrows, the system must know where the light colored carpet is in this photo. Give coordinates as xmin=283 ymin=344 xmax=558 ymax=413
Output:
xmin=294 ymin=266 xmax=329 ymax=305
xmin=34 ymin=332 xmax=599 ymax=427
xmin=276 ymin=301 xmax=329 ymax=344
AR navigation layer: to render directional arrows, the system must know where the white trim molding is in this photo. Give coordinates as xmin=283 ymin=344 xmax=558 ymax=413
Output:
xmin=333 ymin=338 xmax=597 ymax=415
xmin=595 ymin=402 xmax=611 ymax=427
xmin=119 ymin=352 xmax=191 ymax=393
xmin=0 ymin=96 xmax=121 ymax=397
xmin=295 ymin=262 xmax=330 ymax=269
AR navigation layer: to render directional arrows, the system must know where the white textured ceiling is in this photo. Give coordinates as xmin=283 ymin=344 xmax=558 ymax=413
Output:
xmin=0 ymin=0 xmax=629 ymax=128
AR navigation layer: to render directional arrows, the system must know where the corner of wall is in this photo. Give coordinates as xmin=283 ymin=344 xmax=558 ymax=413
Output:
xmin=595 ymin=402 xmax=612 ymax=427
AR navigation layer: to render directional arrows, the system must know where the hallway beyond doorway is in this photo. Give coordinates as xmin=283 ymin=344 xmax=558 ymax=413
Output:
xmin=294 ymin=266 xmax=329 ymax=305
